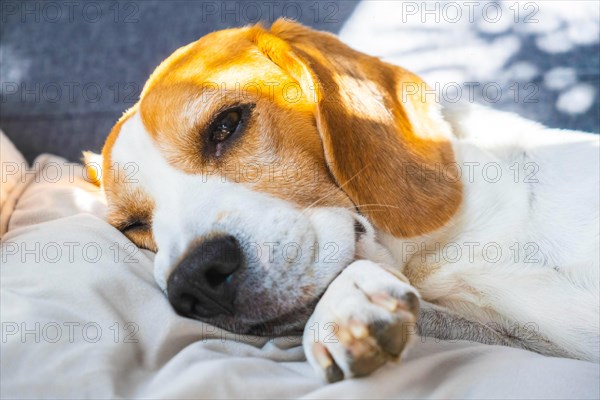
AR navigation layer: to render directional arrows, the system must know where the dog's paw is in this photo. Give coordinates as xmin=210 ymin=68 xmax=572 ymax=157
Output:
xmin=303 ymin=260 xmax=420 ymax=382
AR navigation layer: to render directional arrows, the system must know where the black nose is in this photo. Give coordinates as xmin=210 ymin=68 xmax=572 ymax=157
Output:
xmin=167 ymin=234 xmax=242 ymax=319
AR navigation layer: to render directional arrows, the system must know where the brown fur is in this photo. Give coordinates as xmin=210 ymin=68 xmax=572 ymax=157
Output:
xmin=266 ymin=20 xmax=463 ymax=237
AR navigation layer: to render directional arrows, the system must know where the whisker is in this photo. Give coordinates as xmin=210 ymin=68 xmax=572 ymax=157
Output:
xmin=299 ymin=163 xmax=372 ymax=216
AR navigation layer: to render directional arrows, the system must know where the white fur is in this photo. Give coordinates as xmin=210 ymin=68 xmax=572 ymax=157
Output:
xmin=382 ymin=103 xmax=599 ymax=362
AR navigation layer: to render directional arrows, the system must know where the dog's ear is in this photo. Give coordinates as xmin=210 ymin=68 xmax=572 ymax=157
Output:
xmin=255 ymin=19 xmax=462 ymax=238
xmin=81 ymin=151 xmax=103 ymax=187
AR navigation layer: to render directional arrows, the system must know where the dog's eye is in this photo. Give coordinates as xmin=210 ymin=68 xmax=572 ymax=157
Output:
xmin=212 ymin=109 xmax=242 ymax=143
xmin=205 ymin=104 xmax=253 ymax=157
xmin=121 ymin=220 xmax=149 ymax=233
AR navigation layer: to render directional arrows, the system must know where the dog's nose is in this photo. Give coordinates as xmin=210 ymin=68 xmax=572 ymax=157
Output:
xmin=167 ymin=234 xmax=242 ymax=319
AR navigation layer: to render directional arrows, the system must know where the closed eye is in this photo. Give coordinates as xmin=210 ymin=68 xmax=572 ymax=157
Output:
xmin=121 ymin=220 xmax=150 ymax=233
xmin=204 ymin=104 xmax=254 ymax=158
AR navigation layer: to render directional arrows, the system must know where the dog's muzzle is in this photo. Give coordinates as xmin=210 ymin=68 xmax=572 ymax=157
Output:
xmin=167 ymin=234 xmax=242 ymax=319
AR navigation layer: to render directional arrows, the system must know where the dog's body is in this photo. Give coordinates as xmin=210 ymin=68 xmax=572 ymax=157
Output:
xmin=93 ymin=20 xmax=599 ymax=382
xmin=397 ymin=103 xmax=599 ymax=361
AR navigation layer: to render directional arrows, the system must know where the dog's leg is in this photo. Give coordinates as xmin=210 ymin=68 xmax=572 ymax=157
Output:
xmin=417 ymin=301 xmax=575 ymax=358
xmin=303 ymin=260 xmax=420 ymax=382
xmin=418 ymin=263 xmax=599 ymax=362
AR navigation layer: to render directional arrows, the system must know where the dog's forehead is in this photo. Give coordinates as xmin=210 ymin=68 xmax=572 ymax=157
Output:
xmin=139 ymin=26 xmax=280 ymax=107
xmin=143 ymin=26 xmax=259 ymax=84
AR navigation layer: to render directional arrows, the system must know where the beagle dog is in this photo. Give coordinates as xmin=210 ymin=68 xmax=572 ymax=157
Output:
xmin=90 ymin=20 xmax=599 ymax=382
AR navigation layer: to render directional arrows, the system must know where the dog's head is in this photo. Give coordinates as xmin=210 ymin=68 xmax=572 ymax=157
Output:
xmin=94 ymin=20 xmax=461 ymax=335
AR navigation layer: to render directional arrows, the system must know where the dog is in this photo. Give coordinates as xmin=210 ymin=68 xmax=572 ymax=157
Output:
xmin=87 ymin=20 xmax=599 ymax=382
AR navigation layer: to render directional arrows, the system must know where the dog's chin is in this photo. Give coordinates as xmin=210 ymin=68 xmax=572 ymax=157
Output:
xmin=176 ymin=298 xmax=319 ymax=337
xmin=183 ymin=313 xmax=310 ymax=337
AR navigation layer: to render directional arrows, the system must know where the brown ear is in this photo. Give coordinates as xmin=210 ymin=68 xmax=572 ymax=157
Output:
xmin=256 ymin=19 xmax=462 ymax=238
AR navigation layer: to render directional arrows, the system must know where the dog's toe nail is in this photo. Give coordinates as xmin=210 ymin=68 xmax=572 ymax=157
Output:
xmin=402 ymin=291 xmax=420 ymax=314
xmin=337 ymin=326 xmax=355 ymax=345
xmin=325 ymin=362 xmax=344 ymax=383
xmin=314 ymin=343 xmax=333 ymax=368
xmin=314 ymin=343 xmax=344 ymax=382
xmin=349 ymin=318 xmax=369 ymax=339
xmin=370 ymin=293 xmax=399 ymax=312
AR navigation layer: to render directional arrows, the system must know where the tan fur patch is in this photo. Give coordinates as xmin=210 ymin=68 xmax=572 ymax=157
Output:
xmin=267 ymin=20 xmax=463 ymax=238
